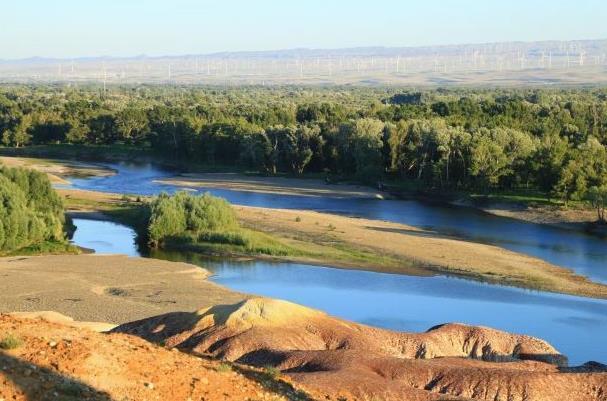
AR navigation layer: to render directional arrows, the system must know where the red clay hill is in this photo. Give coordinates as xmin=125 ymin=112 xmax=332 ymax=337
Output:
xmin=115 ymin=297 xmax=607 ymax=401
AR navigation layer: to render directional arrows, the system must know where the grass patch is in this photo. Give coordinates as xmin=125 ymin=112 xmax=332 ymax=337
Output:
xmin=164 ymin=228 xmax=304 ymax=257
xmin=467 ymin=190 xmax=563 ymax=208
xmin=2 ymin=241 xmax=80 ymax=257
xmin=216 ymin=362 xmax=232 ymax=373
xmin=263 ymin=366 xmax=281 ymax=380
xmin=0 ymin=334 xmax=23 ymax=350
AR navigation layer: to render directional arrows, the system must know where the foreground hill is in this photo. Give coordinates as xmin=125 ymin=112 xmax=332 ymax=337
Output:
xmin=115 ymin=297 xmax=607 ymax=401
xmin=0 ymin=314 xmax=318 ymax=401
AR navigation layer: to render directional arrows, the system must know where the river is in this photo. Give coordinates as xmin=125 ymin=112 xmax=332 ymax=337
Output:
xmin=66 ymin=162 xmax=607 ymax=365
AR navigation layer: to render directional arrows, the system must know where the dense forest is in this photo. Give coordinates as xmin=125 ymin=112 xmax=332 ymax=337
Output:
xmin=1 ymin=85 xmax=606 ymax=217
xmin=0 ymin=165 xmax=66 ymax=253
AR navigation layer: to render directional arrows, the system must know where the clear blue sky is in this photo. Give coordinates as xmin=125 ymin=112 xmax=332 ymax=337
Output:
xmin=2 ymin=0 xmax=606 ymax=59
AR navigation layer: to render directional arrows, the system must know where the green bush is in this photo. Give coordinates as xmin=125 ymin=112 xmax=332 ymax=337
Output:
xmin=216 ymin=362 xmax=232 ymax=373
xmin=0 ymin=334 xmax=23 ymax=350
xmin=263 ymin=365 xmax=281 ymax=380
xmin=144 ymin=192 xmax=299 ymax=257
xmin=147 ymin=191 xmax=238 ymax=247
xmin=197 ymin=230 xmax=248 ymax=246
xmin=0 ymin=165 xmax=66 ymax=253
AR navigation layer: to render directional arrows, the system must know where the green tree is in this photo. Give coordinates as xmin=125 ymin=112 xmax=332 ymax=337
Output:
xmin=66 ymin=120 xmax=90 ymax=144
xmin=470 ymin=129 xmax=509 ymax=188
xmin=3 ymin=114 xmax=33 ymax=147
xmin=587 ymin=185 xmax=607 ymax=223
xmin=116 ymin=107 xmax=149 ymax=144
xmin=350 ymin=118 xmax=385 ymax=180
xmin=280 ymin=125 xmax=319 ymax=175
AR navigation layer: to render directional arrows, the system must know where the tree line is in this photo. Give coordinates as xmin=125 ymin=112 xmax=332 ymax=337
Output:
xmin=1 ymin=85 xmax=606 ymax=219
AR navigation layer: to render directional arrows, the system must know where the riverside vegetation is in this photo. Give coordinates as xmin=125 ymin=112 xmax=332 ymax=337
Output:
xmin=145 ymin=191 xmax=297 ymax=256
xmin=1 ymin=85 xmax=607 ymax=222
xmin=0 ymin=164 xmax=75 ymax=255
xmin=101 ymin=190 xmax=399 ymax=269
xmin=58 ymin=188 xmax=607 ymax=299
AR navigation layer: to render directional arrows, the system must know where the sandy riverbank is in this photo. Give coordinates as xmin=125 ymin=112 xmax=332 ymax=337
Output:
xmin=157 ymin=172 xmax=385 ymax=199
xmin=0 ymin=254 xmax=245 ymax=324
xmin=451 ymin=198 xmax=605 ymax=236
xmin=56 ymin=188 xmax=607 ymax=299
xmin=158 ymin=173 xmax=607 ymax=239
xmin=0 ymin=155 xmax=114 ymax=184
xmin=235 ymin=205 xmax=607 ymax=299
xmin=5 ymin=154 xmax=601 ymax=234
xmin=4 ymin=154 xmax=606 ymax=299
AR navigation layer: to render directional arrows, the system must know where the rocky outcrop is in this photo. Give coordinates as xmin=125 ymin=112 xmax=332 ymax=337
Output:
xmin=115 ymin=298 xmax=605 ymax=400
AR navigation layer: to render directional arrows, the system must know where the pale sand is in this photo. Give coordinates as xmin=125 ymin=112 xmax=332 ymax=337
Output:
xmin=0 ymin=255 xmax=245 ymax=324
xmin=57 ymin=188 xmax=607 ymax=298
xmin=157 ymin=172 xmax=384 ymax=199
xmin=0 ymin=155 xmax=114 ymax=184
xmin=236 ymin=206 xmax=607 ymax=299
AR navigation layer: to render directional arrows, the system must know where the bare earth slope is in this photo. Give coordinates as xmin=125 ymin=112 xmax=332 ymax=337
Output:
xmin=0 ymin=314 xmax=318 ymax=401
xmin=115 ymin=298 xmax=607 ymax=401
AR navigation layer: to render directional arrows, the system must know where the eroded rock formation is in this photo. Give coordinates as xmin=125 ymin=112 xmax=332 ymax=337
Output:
xmin=115 ymin=298 xmax=606 ymax=400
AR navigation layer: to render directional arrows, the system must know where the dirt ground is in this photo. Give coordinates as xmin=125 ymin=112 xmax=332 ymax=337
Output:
xmin=0 ymin=255 xmax=245 ymax=324
xmin=483 ymin=202 xmax=598 ymax=227
xmin=0 ymin=314 xmax=319 ymax=401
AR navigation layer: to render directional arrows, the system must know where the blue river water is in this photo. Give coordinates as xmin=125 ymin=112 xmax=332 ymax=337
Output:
xmin=65 ymin=161 xmax=607 ymax=365
xmin=66 ymin=161 xmax=607 ymax=283
xmin=70 ymin=216 xmax=607 ymax=366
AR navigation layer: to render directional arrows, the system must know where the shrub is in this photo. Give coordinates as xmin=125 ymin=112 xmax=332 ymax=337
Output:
xmin=0 ymin=334 xmax=23 ymax=350
xmin=147 ymin=192 xmax=239 ymax=247
xmin=144 ymin=192 xmax=299 ymax=257
xmin=263 ymin=365 xmax=281 ymax=380
xmin=216 ymin=362 xmax=232 ymax=373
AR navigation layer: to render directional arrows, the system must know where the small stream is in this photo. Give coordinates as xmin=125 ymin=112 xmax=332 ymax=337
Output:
xmin=71 ymin=218 xmax=607 ymax=365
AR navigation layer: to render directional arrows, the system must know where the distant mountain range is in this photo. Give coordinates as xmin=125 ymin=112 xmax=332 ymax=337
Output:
xmin=1 ymin=39 xmax=606 ymax=86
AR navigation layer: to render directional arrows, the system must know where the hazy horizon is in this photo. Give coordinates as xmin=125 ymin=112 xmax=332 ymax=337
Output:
xmin=2 ymin=37 xmax=607 ymax=62
xmin=2 ymin=0 xmax=606 ymax=59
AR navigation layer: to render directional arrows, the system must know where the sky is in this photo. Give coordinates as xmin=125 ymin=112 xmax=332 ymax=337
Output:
xmin=1 ymin=0 xmax=606 ymax=59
